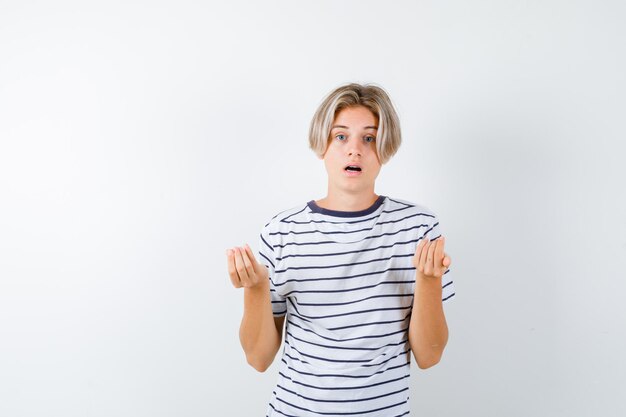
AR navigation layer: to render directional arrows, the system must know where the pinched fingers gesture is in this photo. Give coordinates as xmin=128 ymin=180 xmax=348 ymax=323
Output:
xmin=413 ymin=235 xmax=451 ymax=279
xmin=226 ymin=243 xmax=269 ymax=289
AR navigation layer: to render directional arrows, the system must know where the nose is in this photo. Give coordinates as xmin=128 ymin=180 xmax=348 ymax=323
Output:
xmin=347 ymin=139 xmax=365 ymax=157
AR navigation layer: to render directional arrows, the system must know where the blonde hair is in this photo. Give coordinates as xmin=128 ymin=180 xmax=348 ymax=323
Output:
xmin=308 ymin=82 xmax=402 ymax=165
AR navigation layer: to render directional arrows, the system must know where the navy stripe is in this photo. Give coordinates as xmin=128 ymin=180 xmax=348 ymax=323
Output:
xmin=287 ymin=319 xmax=409 ymax=343
xmin=270 ymin=225 xmax=376 ymax=237
xmin=274 ymin=266 xmax=416 ymax=287
xmin=274 ymin=223 xmax=433 ymax=248
xmin=289 ymin=313 xmax=313 ymax=324
xmin=285 ymin=341 xmax=411 ymax=367
xmin=274 ymin=252 xmax=414 ymax=274
xmin=281 ymin=212 xmax=381 ymax=225
xmin=361 ymin=349 xmax=411 ymax=368
xmin=327 ymin=312 xmax=412 ymax=331
xmin=274 ymin=395 xmax=408 ymax=415
xmin=279 ymin=205 xmax=309 ymax=222
xmin=277 ymin=236 xmax=424 ymax=261
xmin=259 ymin=252 xmax=275 ymax=269
xmin=268 ymin=402 xmax=298 ymax=417
xmin=285 ymin=340 xmax=375 ymax=364
xmin=280 ymin=358 xmax=410 ymax=379
xmin=378 ymin=212 xmax=432 ymax=225
xmin=276 ymin=383 xmax=409 ymax=403
xmin=280 ymin=276 xmax=452 ymax=299
xmin=285 ymin=330 xmax=408 ymax=352
xmin=281 ymin=205 xmax=422 ymax=227
xmin=306 ymin=195 xmax=386 ymax=218
xmin=296 ymin=293 xmax=414 ymax=307
xmin=443 ymin=292 xmax=455 ymax=301
xmin=287 ymin=315 xmax=409 ymax=342
xmin=284 ymin=352 xmax=310 ymax=365
xmin=260 ymin=233 xmax=274 ymax=252
xmin=279 ymin=210 xmax=433 ymax=230
xmin=281 ymin=280 xmax=415 ymax=296
xmin=386 ymin=197 xmax=414 ymax=207
xmin=386 ymin=205 xmax=415 ymax=215
xmin=288 ymin=298 xmax=411 ymax=320
xmin=268 ymin=402 xmax=410 ymax=417
xmin=270 ymin=212 xmax=434 ymax=237
xmin=278 ymin=371 xmax=410 ymax=391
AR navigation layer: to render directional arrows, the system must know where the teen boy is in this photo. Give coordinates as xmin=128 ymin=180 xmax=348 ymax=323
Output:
xmin=226 ymin=83 xmax=455 ymax=416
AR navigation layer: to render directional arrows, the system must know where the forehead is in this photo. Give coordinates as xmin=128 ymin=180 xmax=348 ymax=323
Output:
xmin=332 ymin=106 xmax=378 ymax=128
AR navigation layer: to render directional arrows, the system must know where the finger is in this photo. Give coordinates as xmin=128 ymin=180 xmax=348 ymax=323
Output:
xmin=233 ymin=247 xmax=251 ymax=285
xmin=434 ymin=237 xmax=445 ymax=276
xmin=425 ymin=238 xmax=438 ymax=275
xmin=414 ymin=237 xmax=424 ymax=266
xmin=244 ymin=243 xmax=259 ymax=273
xmin=226 ymin=248 xmax=242 ymax=288
xmin=415 ymin=236 xmax=427 ymax=271
xmin=442 ymin=252 xmax=451 ymax=268
xmin=434 ymin=236 xmax=445 ymax=265
xmin=239 ymin=245 xmax=256 ymax=281
xmin=419 ymin=237 xmax=431 ymax=273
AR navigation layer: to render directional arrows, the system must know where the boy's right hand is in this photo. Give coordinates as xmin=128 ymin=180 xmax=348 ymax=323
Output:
xmin=226 ymin=243 xmax=269 ymax=289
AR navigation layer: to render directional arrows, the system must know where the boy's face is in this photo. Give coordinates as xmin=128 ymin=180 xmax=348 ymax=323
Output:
xmin=321 ymin=105 xmax=381 ymax=194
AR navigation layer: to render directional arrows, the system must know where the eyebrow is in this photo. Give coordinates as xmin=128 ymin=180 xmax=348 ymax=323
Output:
xmin=331 ymin=125 xmax=378 ymax=130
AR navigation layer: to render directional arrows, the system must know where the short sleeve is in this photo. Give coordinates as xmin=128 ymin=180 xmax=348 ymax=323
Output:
xmin=426 ymin=213 xmax=456 ymax=303
xmin=258 ymin=223 xmax=287 ymax=317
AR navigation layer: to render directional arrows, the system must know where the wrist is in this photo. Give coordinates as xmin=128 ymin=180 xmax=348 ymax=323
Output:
xmin=415 ymin=272 xmax=442 ymax=293
xmin=416 ymin=270 xmax=443 ymax=283
xmin=246 ymin=277 xmax=270 ymax=292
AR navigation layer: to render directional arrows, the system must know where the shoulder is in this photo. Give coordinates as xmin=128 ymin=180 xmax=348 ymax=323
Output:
xmin=384 ymin=196 xmax=438 ymax=219
xmin=261 ymin=201 xmax=309 ymax=234
xmin=384 ymin=196 xmax=448 ymax=239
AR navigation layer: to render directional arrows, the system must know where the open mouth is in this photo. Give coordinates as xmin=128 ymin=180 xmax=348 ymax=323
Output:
xmin=344 ymin=165 xmax=362 ymax=172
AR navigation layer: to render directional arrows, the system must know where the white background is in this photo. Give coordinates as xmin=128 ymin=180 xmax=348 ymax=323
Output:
xmin=1 ymin=1 xmax=625 ymax=416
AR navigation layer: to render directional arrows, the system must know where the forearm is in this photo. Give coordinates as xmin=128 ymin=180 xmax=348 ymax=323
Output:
xmin=408 ymin=273 xmax=449 ymax=369
xmin=239 ymin=281 xmax=282 ymax=371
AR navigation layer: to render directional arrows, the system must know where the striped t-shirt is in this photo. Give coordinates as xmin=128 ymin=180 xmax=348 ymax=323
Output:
xmin=257 ymin=195 xmax=456 ymax=417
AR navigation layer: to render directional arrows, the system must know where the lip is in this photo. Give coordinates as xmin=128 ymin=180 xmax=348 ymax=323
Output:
xmin=344 ymin=168 xmax=363 ymax=177
xmin=344 ymin=163 xmax=362 ymax=170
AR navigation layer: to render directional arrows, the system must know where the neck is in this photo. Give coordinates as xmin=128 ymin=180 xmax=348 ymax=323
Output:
xmin=316 ymin=189 xmax=379 ymax=212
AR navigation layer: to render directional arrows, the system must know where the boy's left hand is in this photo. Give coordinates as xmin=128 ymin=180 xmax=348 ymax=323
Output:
xmin=412 ymin=236 xmax=451 ymax=279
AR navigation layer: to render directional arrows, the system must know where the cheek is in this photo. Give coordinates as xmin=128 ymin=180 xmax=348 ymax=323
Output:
xmin=324 ymin=147 xmax=340 ymax=163
xmin=322 ymin=154 xmax=337 ymax=171
xmin=368 ymin=145 xmax=381 ymax=163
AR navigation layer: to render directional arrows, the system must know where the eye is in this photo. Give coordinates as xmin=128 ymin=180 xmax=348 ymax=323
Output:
xmin=336 ymin=134 xmax=347 ymax=141
xmin=364 ymin=136 xmax=376 ymax=143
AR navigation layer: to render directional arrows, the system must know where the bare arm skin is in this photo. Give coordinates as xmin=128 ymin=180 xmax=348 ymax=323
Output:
xmin=408 ymin=236 xmax=451 ymax=369
xmin=227 ymin=244 xmax=284 ymax=372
